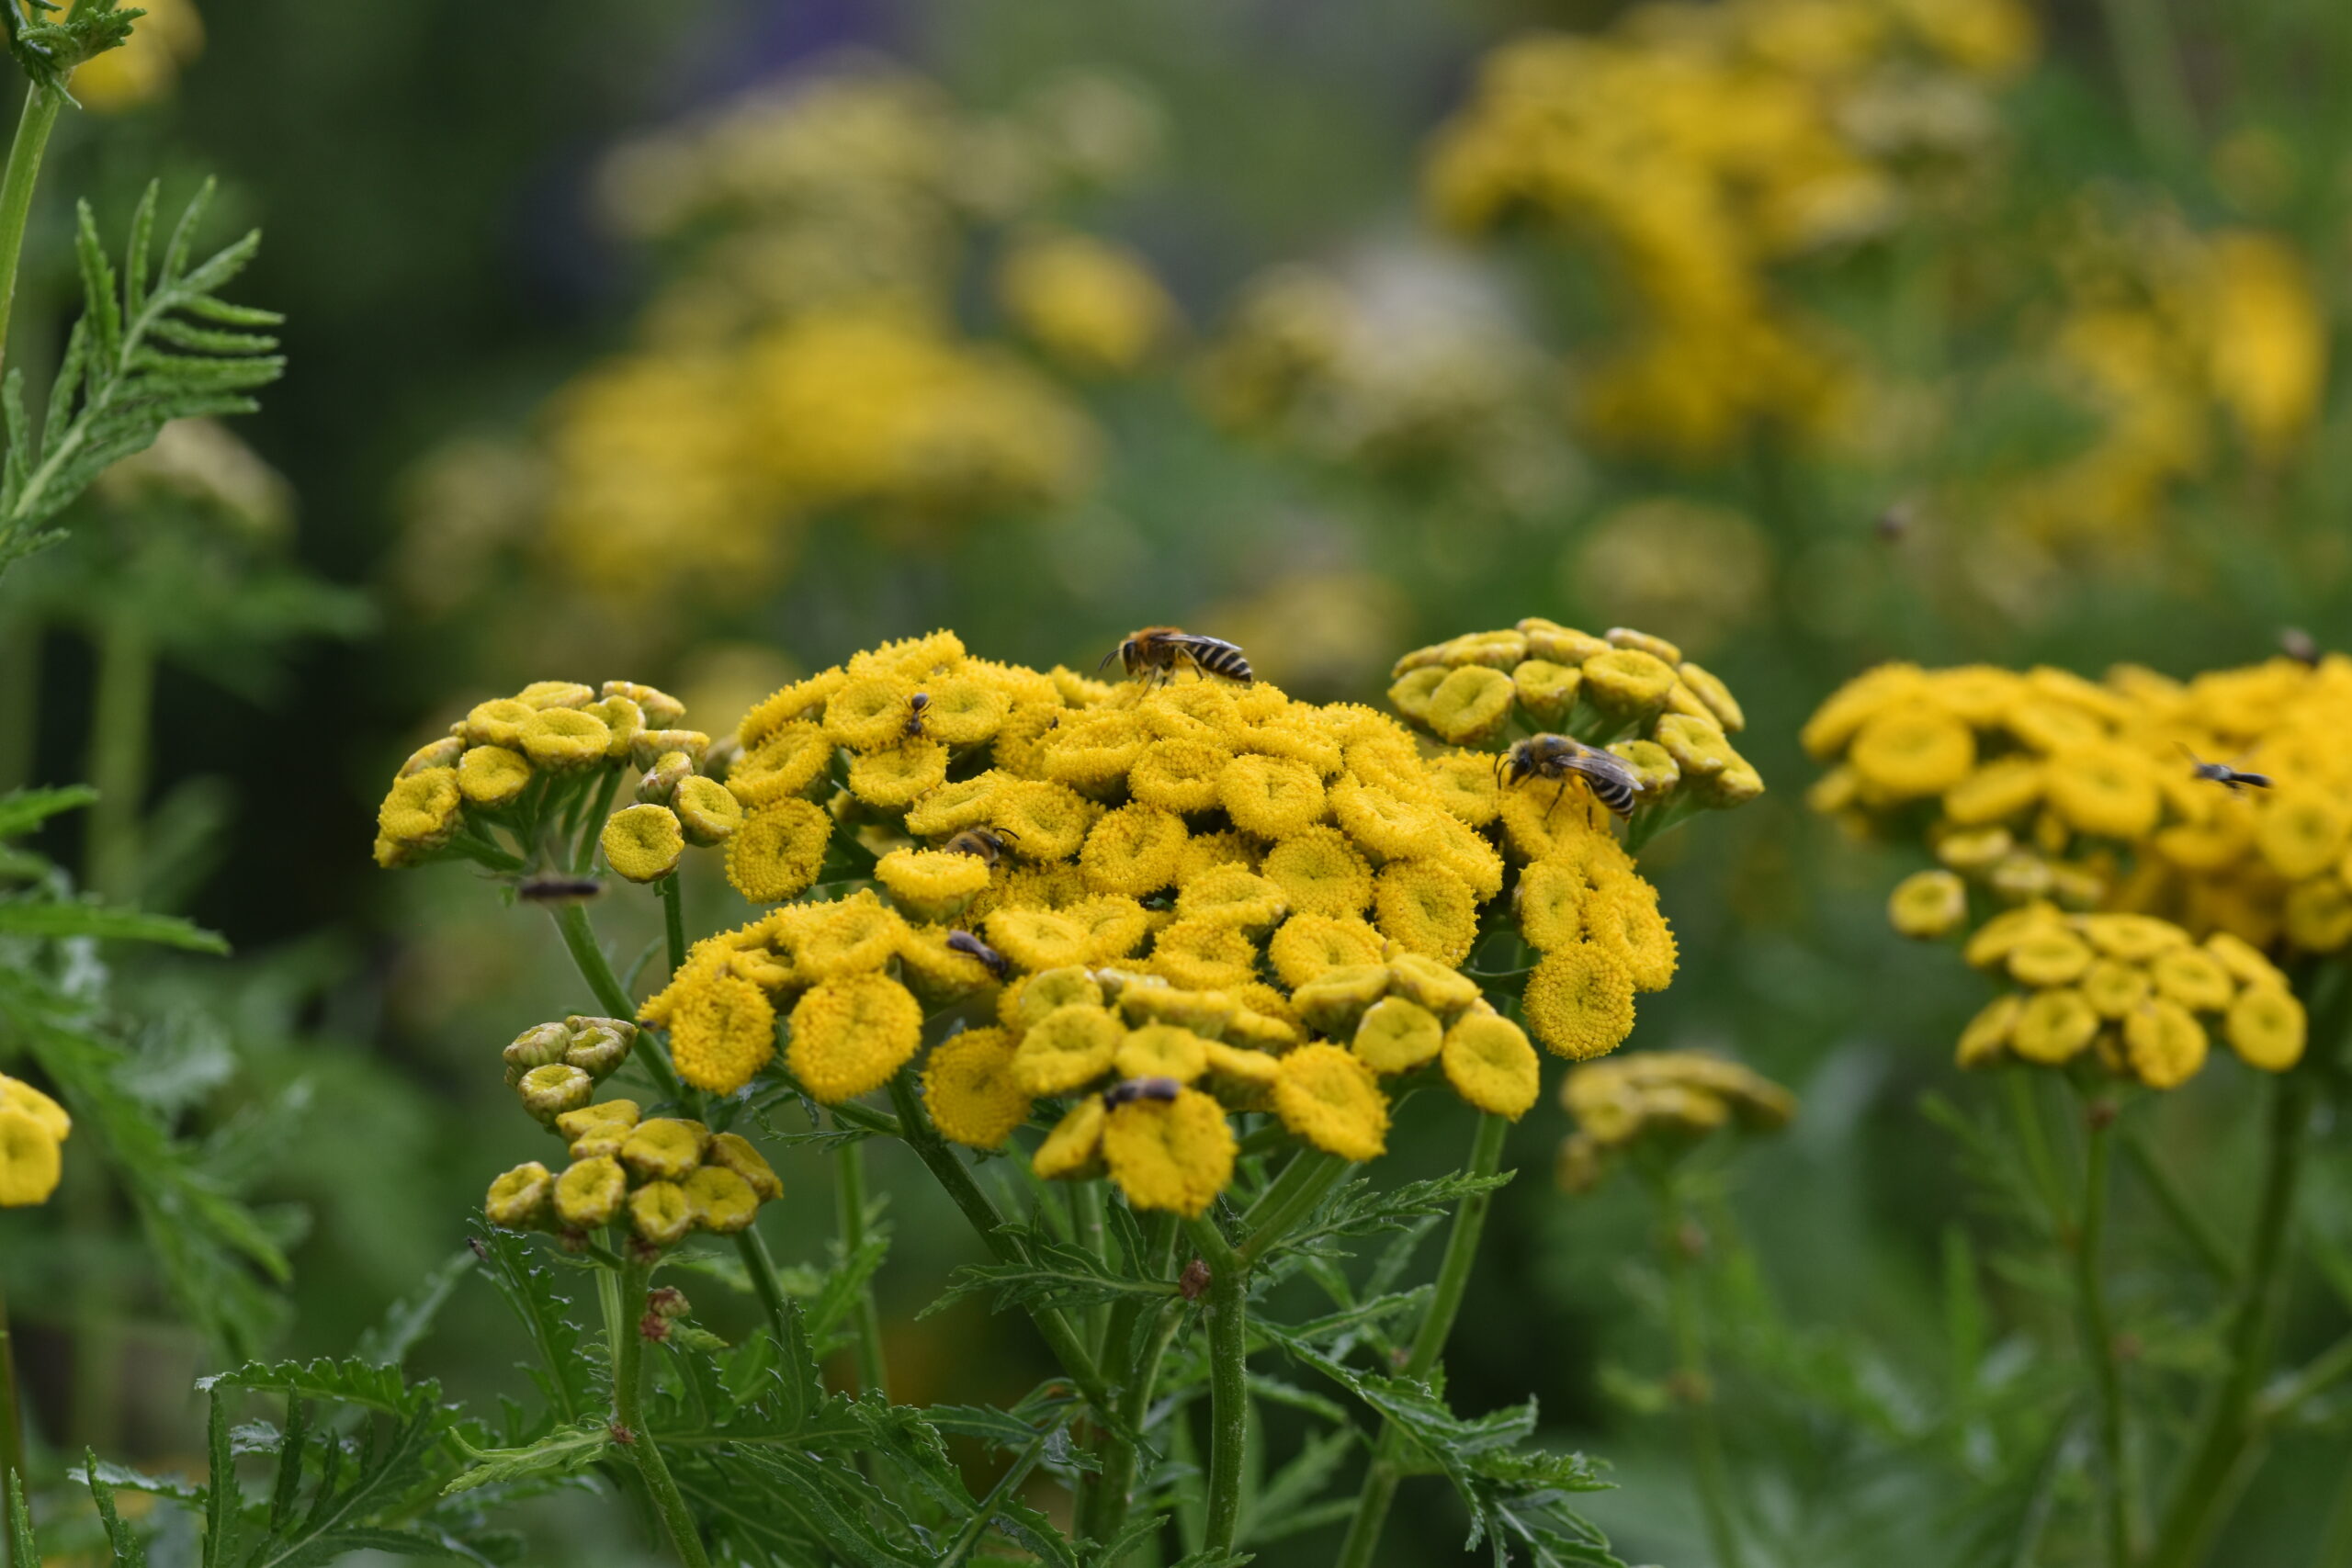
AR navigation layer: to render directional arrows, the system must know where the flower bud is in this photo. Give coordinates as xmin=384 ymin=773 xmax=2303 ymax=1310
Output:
xmin=517 ymin=1063 xmax=594 ymax=1123
xmin=637 ymin=750 xmax=695 ymax=805
xmin=684 ymin=1166 xmax=759 ymax=1233
xmin=503 ymin=1021 xmax=572 ymax=1087
xmin=485 ymin=1162 xmax=553 ymax=1229
xmin=601 ymin=805 xmax=684 ymax=884
xmin=556 ymin=1098 xmax=641 ymax=1158
xmin=604 ymin=680 xmax=687 ymax=728
xmin=631 ymin=729 xmax=710 ymax=771
xmin=673 ymin=776 xmax=743 ymax=846
xmin=706 ymin=1132 xmax=783 ymax=1201
xmin=620 ymin=1118 xmax=709 ymax=1181
xmin=516 ymin=681 xmax=597 ymax=710
xmin=629 ymin=1181 xmax=694 ymax=1248
xmin=401 ymin=735 xmax=465 ymax=776
xmin=646 ymin=1285 xmax=692 ymax=1319
xmin=583 ymin=696 xmax=645 ymax=761
xmin=565 ymin=1021 xmax=636 ymax=1080
xmin=553 ymin=1155 xmax=627 ymax=1228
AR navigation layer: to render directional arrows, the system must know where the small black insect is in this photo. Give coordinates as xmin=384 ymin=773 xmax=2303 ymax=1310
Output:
xmin=944 ymin=825 xmax=1021 ymax=866
xmin=1873 ymin=501 xmax=1916 ymax=542
xmin=518 ymin=874 xmax=604 ymax=904
xmin=2280 ymin=627 xmax=2320 ymax=667
xmin=2181 ymin=745 xmax=2273 ymax=794
xmin=905 ymin=691 xmax=931 ymax=738
xmin=1497 ymin=733 xmax=1643 ymax=819
xmin=945 ymin=929 xmax=1012 ymax=981
xmin=1102 ymin=1076 xmax=1183 ymax=1111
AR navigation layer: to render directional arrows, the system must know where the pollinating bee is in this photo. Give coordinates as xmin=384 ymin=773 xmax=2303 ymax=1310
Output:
xmin=1498 ymin=733 xmax=1643 ymax=818
xmin=944 ymin=825 xmax=1021 ymax=866
xmin=2180 ymin=746 xmax=2273 ymax=794
xmin=944 ymin=929 xmax=1012 ymax=981
xmin=1099 ymin=626 xmax=1253 ymax=686
xmin=1102 ymin=1076 xmax=1183 ymax=1110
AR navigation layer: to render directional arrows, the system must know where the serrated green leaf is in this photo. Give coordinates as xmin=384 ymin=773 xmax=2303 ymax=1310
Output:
xmin=7 ymin=1471 xmax=40 ymax=1568
xmin=356 ymin=1247 xmax=477 ymax=1369
xmin=443 ymin=1421 xmax=611 ymax=1495
xmin=199 ymin=1358 xmax=441 ymax=1419
xmin=85 ymin=1448 xmax=150 ymax=1567
xmin=469 ymin=1222 xmax=598 ymax=1422
xmin=0 ymin=784 xmax=96 ymax=839
xmin=0 ymin=897 xmax=230 ymax=950
xmin=924 ymin=1225 xmax=1181 ymax=1321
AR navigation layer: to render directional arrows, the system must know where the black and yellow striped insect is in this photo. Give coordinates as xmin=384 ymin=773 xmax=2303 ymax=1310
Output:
xmin=944 ymin=825 xmax=1020 ymax=866
xmin=1497 ymin=733 xmax=1643 ymax=819
xmin=1099 ymin=626 xmax=1254 ymax=686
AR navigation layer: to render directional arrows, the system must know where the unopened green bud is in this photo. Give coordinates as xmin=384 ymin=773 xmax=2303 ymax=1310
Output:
xmin=504 ymin=1021 xmax=572 ymax=1087
xmin=553 ymin=1155 xmax=626 ymax=1227
xmin=556 ymin=1099 xmax=640 ymax=1158
xmin=629 ymin=1181 xmax=694 ymax=1248
xmin=684 ymin=1166 xmax=759 ymax=1233
xmin=484 ymin=1161 xmax=553 ymax=1229
xmin=565 ymin=1022 xmax=636 ymax=1080
xmin=646 ymin=1285 xmax=692 ymax=1319
xmin=637 ymin=750 xmax=695 ymax=805
xmin=631 ymin=728 xmax=709 ymax=771
xmin=673 ymin=775 xmax=743 ymax=846
xmin=518 ymin=1063 xmax=594 ymax=1123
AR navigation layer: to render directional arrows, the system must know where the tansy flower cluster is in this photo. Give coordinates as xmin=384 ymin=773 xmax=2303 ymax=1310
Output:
xmin=1947 ymin=907 xmax=2306 ymax=1089
xmin=1555 ymin=1052 xmax=1795 ymax=1195
xmin=372 ymin=678 xmax=725 ymax=875
xmin=484 ymin=1100 xmax=783 ymax=1253
xmin=605 ymin=624 xmax=1757 ymax=1217
xmin=0 ymin=1072 xmax=72 ymax=1208
xmin=1425 ymin=0 xmax=2033 ymax=462
xmin=412 ymin=61 xmax=1169 ymax=611
xmin=1808 ymin=652 xmax=2352 ymax=954
xmin=1387 ymin=617 xmax=1761 ymax=823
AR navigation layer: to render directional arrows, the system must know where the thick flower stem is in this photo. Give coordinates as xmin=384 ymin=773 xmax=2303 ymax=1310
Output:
xmin=833 ymin=1137 xmax=889 ymax=1400
xmin=1660 ymin=1183 xmax=1746 ymax=1568
xmin=1237 ymin=1147 xmax=1348 ymax=1265
xmin=548 ymin=900 xmax=683 ymax=1101
xmin=2074 ymin=1104 xmax=2134 ymax=1568
xmin=659 ymin=874 xmax=687 ymax=976
xmin=1080 ymin=1213 xmax=1182 ymax=1550
xmin=1182 ymin=1215 xmax=1250 ymax=1557
xmin=614 ymin=1259 xmax=711 ymax=1568
xmin=0 ymin=84 xmax=62 ymax=385
xmin=2148 ymin=1070 xmax=2315 ymax=1568
xmin=884 ymin=1073 xmax=1113 ymax=1414
xmin=731 ymin=1228 xmax=793 ymax=1348
xmin=1335 ymin=1111 xmax=1510 ymax=1568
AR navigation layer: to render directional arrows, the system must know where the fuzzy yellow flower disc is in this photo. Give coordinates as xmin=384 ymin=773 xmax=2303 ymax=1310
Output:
xmin=1351 ymin=996 xmax=1443 ymax=1075
xmin=1887 ymin=869 xmax=1967 ymax=940
xmin=1849 ymin=709 xmax=1975 ymax=800
xmin=1441 ymin=1014 xmax=1541 ymax=1119
xmin=2011 ymin=989 xmax=2098 ymax=1065
xmin=2224 ymin=985 xmax=2306 ymax=1071
xmin=726 ymin=798 xmax=831 ymax=903
xmin=603 ymin=804 xmax=685 ymax=884
xmin=923 ymin=1027 xmax=1033 ymax=1150
xmin=1272 ymin=1043 xmax=1389 ymax=1161
xmin=1101 ymin=1089 xmax=1236 ymax=1216
xmin=458 ymin=744 xmax=532 ymax=807
xmin=2124 ymin=999 xmax=2208 ymax=1089
xmin=684 ymin=1166 xmax=761 ymax=1233
xmin=0 ymin=1108 xmax=64 ymax=1207
xmin=788 ymin=974 xmax=924 ymax=1103
xmin=1033 ymin=1098 xmax=1108 ymax=1179
xmin=665 ymin=973 xmax=776 ymax=1095
xmin=1521 ymin=945 xmax=1637 ymax=1060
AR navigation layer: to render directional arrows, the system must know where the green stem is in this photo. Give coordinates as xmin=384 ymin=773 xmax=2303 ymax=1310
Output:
xmin=573 ymin=770 xmax=624 ymax=875
xmin=1182 ymin=1215 xmax=1249 ymax=1557
xmin=614 ymin=1259 xmax=711 ymax=1568
xmin=2148 ymin=1071 xmax=2316 ymax=1568
xmin=883 ymin=1072 xmax=1112 ymax=1413
xmin=730 ymin=1228 xmax=792 ymax=1348
xmin=1335 ymin=1111 xmax=1510 ymax=1568
xmin=549 ymin=901 xmax=683 ymax=1101
xmin=1082 ymin=1215 xmax=1182 ymax=1550
xmin=1661 ymin=1185 xmax=1745 ymax=1568
xmin=660 ymin=874 xmax=687 ymax=975
xmin=2094 ymin=0 xmax=2197 ymax=164
xmin=2075 ymin=1106 xmax=2133 ymax=1568
xmin=81 ymin=611 xmax=152 ymax=902
xmin=0 ymin=1278 xmax=22 ymax=1568
xmin=0 ymin=84 xmax=62 ymax=386
xmin=2121 ymin=1123 xmax=2238 ymax=1286
xmin=2259 ymin=1327 xmax=2352 ymax=1426
xmin=1236 ymin=1148 xmax=1347 ymax=1265
xmin=833 ymin=1137 xmax=888 ymax=1400
xmin=2004 ymin=1071 xmax=2069 ymax=1237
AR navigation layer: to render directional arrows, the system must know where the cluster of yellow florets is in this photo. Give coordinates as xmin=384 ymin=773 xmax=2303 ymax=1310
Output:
xmin=998 ymin=231 xmax=1175 ymax=376
xmin=1951 ymin=908 xmax=2305 ymax=1089
xmin=0 ymin=1072 xmax=72 ymax=1208
xmin=1425 ymin=0 xmax=2033 ymax=461
xmin=486 ymin=1100 xmax=783 ymax=1252
xmin=373 ymin=678 xmax=721 ymax=874
xmin=1387 ymin=618 xmax=1760 ymax=816
xmin=1809 ymin=653 xmax=2352 ymax=953
xmin=1555 ymin=1052 xmax=1795 ymax=1194
xmin=614 ymin=623 xmax=1757 ymax=1216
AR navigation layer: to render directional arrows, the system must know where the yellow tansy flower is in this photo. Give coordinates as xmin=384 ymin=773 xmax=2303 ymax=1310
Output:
xmin=1101 ymin=1089 xmax=1236 ymax=1216
xmin=726 ymin=799 xmax=832 ymax=902
xmin=1888 ymin=869 xmax=1968 ymax=939
xmin=824 ymin=675 xmax=919 ymax=750
xmin=1521 ymin=945 xmax=1637 ymax=1060
xmin=1424 ymin=666 xmax=1518 ymax=746
xmin=876 ymin=847 xmax=993 ymax=920
xmin=727 ymin=722 xmax=833 ymax=808
xmin=458 ymin=745 xmax=532 ymax=807
xmin=1174 ymin=866 xmax=1288 ymax=931
xmin=923 ymin=1028 xmax=1033 ymax=1150
xmin=1218 ymin=752 xmax=1329 ymax=839
xmin=2224 ymin=985 xmax=2305 ymax=1071
xmin=1013 ymin=1003 xmax=1125 ymax=1095
xmin=1849 ymin=709 xmax=1976 ymax=800
xmin=847 ymin=741 xmax=950 ymax=809
xmin=1261 ymin=828 xmax=1374 ymax=919
xmin=520 ymin=708 xmax=613 ymax=771
xmin=2011 ymin=989 xmax=2098 ymax=1065
xmin=2124 ymin=999 xmax=2208 ymax=1089
xmin=1081 ymin=804 xmax=1190 ymax=897
xmin=664 ymin=972 xmax=776 ymax=1095
xmin=1268 ymin=913 xmax=1388 ymax=989
xmin=1272 ymin=1043 xmax=1389 ymax=1161
xmin=787 ymin=974 xmax=924 ymax=1103
xmin=1033 ymin=1098 xmax=1109 ymax=1179
xmin=603 ymin=804 xmax=685 ymax=884
xmin=1440 ymin=1014 xmax=1540 ymax=1118
xmin=1372 ymin=860 xmax=1479 ymax=965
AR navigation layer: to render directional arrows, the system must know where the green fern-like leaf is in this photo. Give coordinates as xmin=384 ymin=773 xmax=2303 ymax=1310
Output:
xmin=2 ymin=0 xmax=141 ymax=97
xmin=0 ymin=178 xmax=283 ymax=577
